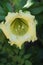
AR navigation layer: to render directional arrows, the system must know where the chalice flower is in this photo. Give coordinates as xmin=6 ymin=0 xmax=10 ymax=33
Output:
xmin=0 ymin=10 xmax=37 ymax=48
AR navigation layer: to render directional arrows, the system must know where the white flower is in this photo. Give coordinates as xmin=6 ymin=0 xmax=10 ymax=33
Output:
xmin=23 ymin=0 xmax=33 ymax=8
xmin=0 ymin=10 xmax=37 ymax=48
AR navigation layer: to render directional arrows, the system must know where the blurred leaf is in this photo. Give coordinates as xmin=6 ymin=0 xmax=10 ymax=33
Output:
xmin=29 ymin=3 xmax=43 ymax=15
xmin=0 ymin=4 xmax=6 ymax=21
xmin=36 ymin=12 xmax=43 ymax=24
xmin=24 ymin=54 xmax=31 ymax=59
xmin=0 ymin=6 xmax=5 ymax=15
xmin=0 ymin=15 xmax=5 ymax=21
xmin=30 ymin=6 xmax=43 ymax=15
xmin=1 ymin=58 xmax=7 ymax=64
xmin=0 ymin=0 xmax=14 ymax=21
xmin=0 ymin=1 xmax=43 ymax=65
xmin=0 ymin=29 xmax=7 ymax=43
xmin=0 ymin=64 xmax=3 ymax=65
xmin=19 ymin=48 xmax=25 ymax=56
xmin=37 ymin=24 xmax=43 ymax=43
xmin=23 ymin=2 xmax=43 ymax=15
xmin=20 ymin=58 xmax=25 ymax=65
xmin=23 ymin=2 xmax=43 ymax=44
xmin=37 ymin=49 xmax=43 ymax=59
xmin=25 ymin=60 xmax=32 ymax=65
xmin=36 ymin=12 xmax=43 ymax=43
xmin=12 ymin=0 xmax=27 ymax=11
xmin=12 ymin=55 xmax=21 ymax=62
xmin=32 ymin=0 xmax=40 ymax=2
xmin=6 ymin=2 xmax=13 ymax=12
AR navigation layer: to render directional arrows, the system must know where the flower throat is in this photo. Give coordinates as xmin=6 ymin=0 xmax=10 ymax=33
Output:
xmin=10 ymin=18 xmax=28 ymax=36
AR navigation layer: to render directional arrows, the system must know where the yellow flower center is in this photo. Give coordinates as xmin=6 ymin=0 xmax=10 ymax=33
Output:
xmin=10 ymin=18 xmax=28 ymax=36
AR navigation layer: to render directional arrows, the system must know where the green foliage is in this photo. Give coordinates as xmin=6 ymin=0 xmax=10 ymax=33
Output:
xmin=23 ymin=2 xmax=43 ymax=15
xmin=0 ymin=37 xmax=43 ymax=65
xmin=0 ymin=0 xmax=43 ymax=65
xmin=0 ymin=0 xmax=14 ymax=21
xmin=23 ymin=2 xmax=43 ymax=44
xmin=0 ymin=29 xmax=7 ymax=43
xmin=29 ymin=2 xmax=43 ymax=15
xmin=12 ymin=0 xmax=27 ymax=11
xmin=25 ymin=60 xmax=32 ymax=65
xmin=0 ymin=38 xmax=32 ymax=65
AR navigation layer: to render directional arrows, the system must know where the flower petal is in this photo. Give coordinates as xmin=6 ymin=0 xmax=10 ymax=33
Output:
xmin=0 ymin=10 xmax=37 ymax=48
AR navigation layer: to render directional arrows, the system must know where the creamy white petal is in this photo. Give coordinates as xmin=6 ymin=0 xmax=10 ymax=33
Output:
xmin=0 ymin=10 xmax=37 ymax=48
xmin=23 ymin=0 xmax=33 ymax=8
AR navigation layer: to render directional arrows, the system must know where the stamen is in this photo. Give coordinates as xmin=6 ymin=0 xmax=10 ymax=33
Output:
xmin=22 ymin=26 xmax=24 ymax=29
xmin=16 ymin=29 xmax=17 ymax=32
xmin=10 ymin=18 xmax=28 ymax=36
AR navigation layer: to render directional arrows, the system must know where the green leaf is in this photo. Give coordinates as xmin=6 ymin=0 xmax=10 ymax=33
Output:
xmin=35 ymin=13 xmax=43 ymax=43
xmin=32 ymin=0 xmax=40 ymax=2
xmin=25 ymin=60 xmax=32 ymax=65
xmin=35 ymin=12 xmax=43 ymax=24
xmin=6 ymin=63 xmax=10 ymax=65
xmin=29 ymin=2 xmax=43 ymax=15
xmin=0 ymin=0 xmax=14 ymax=21
xmin=0 ymin=6 xmax=5 ymax=15
xmin=6 ymin=2 xmax=13 ymax=12
xmin=0 ymin=64 xmax=3 ymax=65
xmin=37 ymin=24 xmax=43 ymax=43
xmin=0 ymin=15 xmax=5 ymax=21
xmin=12 ymin=0 xmax=27 ymax=11
xmin=30 ymin=7 xmax=43 ymax=15
xmin=37 ymin=49 xmax=43 ymax=59
xmin=24 ymin=54 xmax=31 ymax=59
xmin=0 ymin=29 xmax=7 ymax=43
xmin=23 ymin=2 xmax=43 ymax=15
xmin=1 ymin=58 xmax=7 ymax=63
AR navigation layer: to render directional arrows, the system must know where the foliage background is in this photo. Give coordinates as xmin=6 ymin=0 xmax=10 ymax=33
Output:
xmin=0 ymin=0 xmax=43 ymax=65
